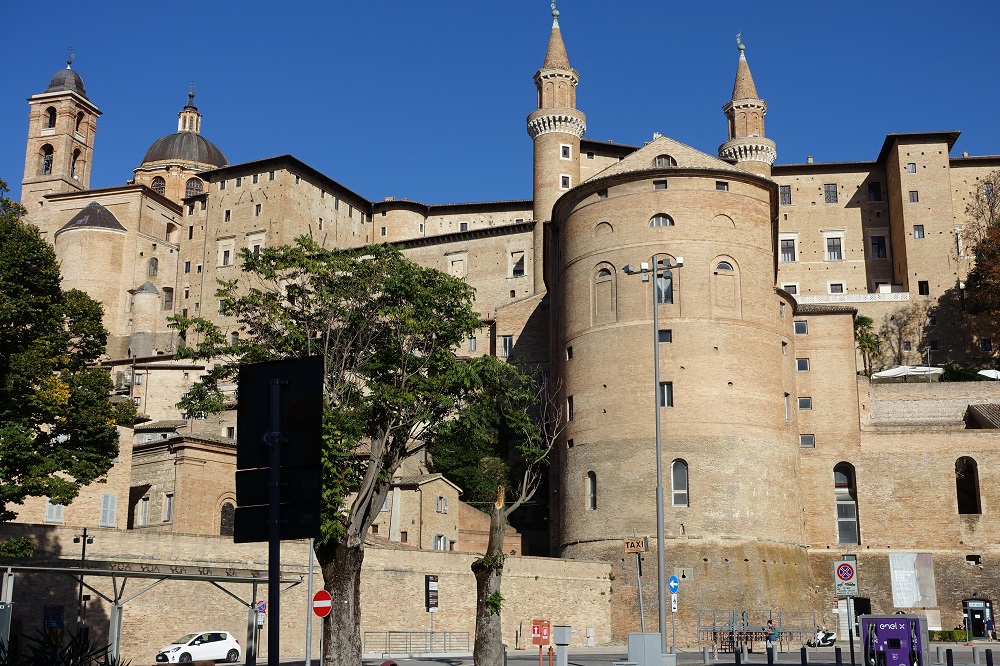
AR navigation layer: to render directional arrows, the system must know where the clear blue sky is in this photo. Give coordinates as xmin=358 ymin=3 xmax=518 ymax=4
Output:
xmin=2 ymin=0 xmax=998 ymax=206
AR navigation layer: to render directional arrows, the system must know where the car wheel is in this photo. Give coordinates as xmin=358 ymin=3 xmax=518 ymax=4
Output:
xmin=226 ymin=650 xmax=239 ymax=663
xmin=179 ymin=654 xmax=192 ymax=663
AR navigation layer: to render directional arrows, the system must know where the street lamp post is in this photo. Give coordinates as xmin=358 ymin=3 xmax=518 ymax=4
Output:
xmin=624 ymin=253 xmax=683 ymax=656
xmin=73 ymin=528 xmax=93 ymax=636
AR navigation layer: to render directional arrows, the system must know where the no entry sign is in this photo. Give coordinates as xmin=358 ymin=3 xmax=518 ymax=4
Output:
xmin=834 ymin=559 xmax=859 ymax=596
xmin=312 ymin=590 xmax=332 ymax=617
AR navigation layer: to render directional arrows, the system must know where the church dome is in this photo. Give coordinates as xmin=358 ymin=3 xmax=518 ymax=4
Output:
xmin=141 ymin=132 xmax=228 ymax=168
xmin=45 ymin=62 xmax=88 ymax=98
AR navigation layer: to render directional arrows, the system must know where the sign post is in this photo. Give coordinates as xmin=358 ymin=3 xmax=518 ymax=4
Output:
xmin=624 ymin=535 xmax=648 ymax=632
xmin=835 ymin=560 xmax=859 ymax=666
xmin=532 ymin=619 xmax=550 ymax=666
xmin=668 ymin=575 xmax=680 ymax=653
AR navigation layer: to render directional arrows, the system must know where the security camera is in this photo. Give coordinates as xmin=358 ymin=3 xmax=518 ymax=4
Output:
xmin=675 ymin=257 xmax=684 ymax=267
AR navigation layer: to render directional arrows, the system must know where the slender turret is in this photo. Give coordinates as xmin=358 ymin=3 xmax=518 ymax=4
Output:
xmin=718 ymin=35 xmax=776 ymax=177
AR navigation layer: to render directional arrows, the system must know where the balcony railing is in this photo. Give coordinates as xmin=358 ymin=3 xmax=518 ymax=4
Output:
xmin=363 ymin=631 xmax=470 ymax=656
xmin=794 ymin=292 xmax=911 ymax=305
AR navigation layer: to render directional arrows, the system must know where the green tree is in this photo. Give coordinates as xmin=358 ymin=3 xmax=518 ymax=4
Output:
xmin=430 ymin=357 xmax=561 ymax=666
xmin=0 ymin=179 xmax=120 ymax=523
xmin=854 ymin=314 xmax=881 ymax=375
xmin=169 ymin=240 xmax=483 ymax=666
xmin=965 ymin=170 xmax=1000 ymax=316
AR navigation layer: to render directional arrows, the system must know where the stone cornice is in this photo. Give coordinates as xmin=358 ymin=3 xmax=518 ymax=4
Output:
xmin=719 ymin=138 xmax=777 ymax=166
xmin=526 ymin=111 xmax=587 ymax=140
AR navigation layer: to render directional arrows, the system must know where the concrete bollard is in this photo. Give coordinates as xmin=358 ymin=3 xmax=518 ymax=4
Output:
xmin=801 ymin=646 xmax=809 ymax=664
xmin=703 ymin=647 xmax=710 ymax=664
xmin=937 ymin=646 xmax=944 ymax=665
xmin=986 ymin=648 xmax=994 ymax=666
xmin=767 ymin=644 xmax=774 ymax=665
xmin=975 ymin=647 xmax=981 ymax=665
xmin=947 ymin=648 xmax=955 ymax=666
xmin=836 ymin=646 xmax=843 ymax=664
xmin=742 ymin=644 xmax=749 ymax=663
xmin=736 ymin=647 xmax=742 ymax=665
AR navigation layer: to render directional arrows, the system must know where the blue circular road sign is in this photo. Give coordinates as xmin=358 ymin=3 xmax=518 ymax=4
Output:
xmin=668 ymin=575 xmax=680 ymax=593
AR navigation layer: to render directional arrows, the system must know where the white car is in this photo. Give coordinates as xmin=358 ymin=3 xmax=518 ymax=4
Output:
xmin=156 ymin=631 xmax=241 ymax=663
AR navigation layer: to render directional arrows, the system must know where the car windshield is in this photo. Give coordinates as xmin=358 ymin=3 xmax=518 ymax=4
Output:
xmin=172 ymin=634 xmax=198 ymax=645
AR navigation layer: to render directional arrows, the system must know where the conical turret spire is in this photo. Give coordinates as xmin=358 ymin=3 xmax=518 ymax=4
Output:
xmin=543 ymin=4 xmax=571 ymax=70
xmin=732 ymin=34 xmax=759 ymax=100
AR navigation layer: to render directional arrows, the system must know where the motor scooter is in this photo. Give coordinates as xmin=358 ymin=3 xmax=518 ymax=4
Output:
xmin=807 ymin=629 xmax=838 ymax=647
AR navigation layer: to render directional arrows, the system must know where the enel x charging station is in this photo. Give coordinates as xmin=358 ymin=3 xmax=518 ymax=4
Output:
xmin=861 ymin=615 xmax=929 ymax=666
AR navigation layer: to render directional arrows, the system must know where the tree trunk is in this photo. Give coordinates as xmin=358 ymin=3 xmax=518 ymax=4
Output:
xmin=472 ymin=505 xmax=507 ymax=666
xmin=319 ymin=539 xmax=365 ymax=666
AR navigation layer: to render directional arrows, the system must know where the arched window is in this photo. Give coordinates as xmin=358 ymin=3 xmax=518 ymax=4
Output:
xmin=672 ymin=460 xmax=689 ymax=506
xmin=185 ymin=178 xmax=204 ymax=197
xmin=40 ymin=144 xmax=54 ymax=176
xmin=596 ymin=267 xmax=612 ymax=281
xmin=586 ymin=471 xmax=597 ymax=510
xmin=653 ymin=154 xmax=677 ymax=168
xmin=716 ymin=261 xmax=734 ymax=271
xmin=220 ymin=501 xmax=235 ymax=537
xmin=834 ymin=463 xmax=860 ymax=544
xmin=656 ymin=269 xmax=673 ymax=304
xmin=75 ymin=112 xmax=85 ymax=133
xmin=649 ymin=214 xmax=675 ymax=228
xmin=45 ymin=107 xmax=57 ymax=129
xmin=956 ymin=457 xmax=981 ymax=515
xmin=70 ymin=149 xmax=81 ymax=179
xmin=595 ymin=221 xmax=613 ymax=235
xmin=148 ymin=258 xmax=158 ymax=277
xmin=151 ymin=177 xmax=166 ymax=196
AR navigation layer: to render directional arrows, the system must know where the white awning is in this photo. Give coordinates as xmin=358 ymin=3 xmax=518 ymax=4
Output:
xmin=871 ymin=365 xmax=944 ymax=380
xmin=978 ymin=369 xmax=1000 ymax=380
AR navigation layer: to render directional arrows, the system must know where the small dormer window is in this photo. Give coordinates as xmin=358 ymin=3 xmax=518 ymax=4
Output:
xmin=653 ymin=155 xmax=677 ymax=168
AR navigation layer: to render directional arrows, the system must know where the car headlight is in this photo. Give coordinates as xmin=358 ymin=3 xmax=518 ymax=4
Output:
xmin=169 ymin=648 xmax=181 ymax=652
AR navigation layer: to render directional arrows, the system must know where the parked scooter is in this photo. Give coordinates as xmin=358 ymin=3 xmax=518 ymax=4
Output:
xmin=807 ymin=629 xmax=838 ymax=647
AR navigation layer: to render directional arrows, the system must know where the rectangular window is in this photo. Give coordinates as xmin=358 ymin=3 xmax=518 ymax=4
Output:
xmin=45 ymin=499 xmax=64 ymax=523
xmin=826 ymin=237 xmax=843 ymax=261
xmin=187 ymin=204 xmax=194 ymax=215
xmin=909 ymin=191 xmax=919 ymax=203
xmin=100 ymin=494 xmax=117 ymax=527
xmin=459 ymin=222 xmax=469 ymax=232
xmin=658 ymin=381 xmax=673 ymax=408
xmin=468 ymin=337 xmax=476 ymax=352
xmin=796 ymin=358 xmax=810 ymax=371
xmin=252 ymin=174 xmax=259 ymax=184
xmin=560 ymin=175 xmax=571 ymax=189
xmin=598 ymin=189 xmax=608 ymax=199
xmin=511 ymin=251 xmax=525 ymax=277
xmin=224 ymin=210 xmax=231 ymax=223
xmin=380 ymin=497 xmax=390 ymax=512
xmin=798 ymin=397 xmax=813 ymax=410
xmin=779 ymin=185 xmax=792 ymax=205
xmin=930 ymin=339 xmax=939 ymax=351
xmin=188 ymin=226 xmax=194 ymax=239
xmin=348 ymin=205 xmax=353 ymax=218
xmin=419 ymin=223 xmax=425 ymax=234
xmin=658 ymin=329 xmax=672 ymax=343
xmin=184 ymin=261 xmax=191 ymax=273
xmin=219 ymin=180 xmax=226 ymax=191
xmin=380 ymin=227 xmax=387 ymax=237
xmin=320 ymin=189 xmax=325 ymax=199
xmin=501 ymin=334 xmax=514 ymax=357
xmin=780 ymin=239 xmax=796 ymax=263
xmin=981 ymin=339 xmax=993 ymax=352
xmin=784 ymin=393 xmax=790 ymax=423
xmin=824 ymin=183 xmax=838 ymax=203
xmin=799 ymin=434 xmax=816 ymax=448
xmin=586 ymin=151 xmax=595 ymax=160
xmin=254 ymin=203 xmax=262 ymax=217
xmin=654 ymin=181 xmax=667 ymax=191
xmin=567 ymin=395 xmax=574 ymax=421
xmin=433 ymin=535 xmax=447 ymax=551
xmin=560 ymin=144 xmax=571 ymax=159
xmin=871 ymin=236 xmax=887 ymax=259
xmin=163 ymin=492 xmax=174 ymax=522
xmin=196 ymin=264 xmax=202 ymax=274
xmin=794 ymin=321 xmax=808 ymax=335
xmin=837 ymin=501 xmax=859 ymax=544
xmin=829 ymin=283 xmax=844 ymax=294
xmin=868 ymin=182 xmax=883 ymax=202
xmin=235 ymin=177 xmax=242 ymax=187
xmin=565 ymin=345 xmax=574 ymax=360
xmin=162 ymin=287 xmax=174 ymax=310
xmin=907 ymin=162 xmax=917 ymax=173
xmin=783 ymin=284 xmax=798 ymax=295
xmin=716 ymin=181 xmax=729 ymax=191
xmin=435 ymin=496 xmax=449 ymax=513
xmin=903 ymin=341 xmax=912 ymax=352
xmin=222 ymin=250 xmax=231 ymax=266
xmin=913 ymin=225 xmax=925 ymax=239
xmin=918 ymin=280 xmax=929 ymax=296
xmin=268 ymin=171 xmax=275 ymax=181
xmin=138 ymin=496 xmax=149 ymax=526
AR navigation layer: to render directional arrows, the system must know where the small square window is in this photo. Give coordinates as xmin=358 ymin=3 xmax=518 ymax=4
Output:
xmin=826 ymin=237 xmax=843 ymax=261
xmin=780 ymin=239 xmax=796 ymax=263
xmin=716 ymin=181 xmax=729 ymax=191
xmin=829 ymin=283 xmax=844 ymax=294
xmin=799 ymin=434 xmax=816 ymax=448
xmin=598 ymin=189 xmax=608 ymax=200
xmin=909 ymin=191 xmax=919 ymax=203
xmin=782 ymin=284 xmax=798 ymax=295
xmin=930 ymin=340 xmax=939 ymax=351
xmin=560 ymin=175 xmax=571 ymax=189
xmin=871 ymin=236 xmax=888 ymax=259
xmin=868 ymin=182 xmax=883 ymax=202
xmin=906 ymin=163 xmax=917 ymax=173
xmin=918 ymin=280 xmax=929 ymax=296
xmin=658 ymin=329 xmax=672 ymax=343
xmin=903 ymin=341 xmax=912 ymax=352
xmin=794 ymin=321 xmax=808 ymax=335
xmin=824 ymin=183 xmax=838 ymax=204
xmin=913 ymin=225 xmax=925 ymax=239
xmin=796 ymin=358 xmax=810 ymax=371
xmin=981 ymin=339 xmax=993 ymax=353
xmin=798 ymin=397 xmax=812 ymax=410
xmin=560 ymin=145 xmax=571 ymax=159
xmin=586 ymin=151 xmax=595 ymax=160
xmin=654 ymin=181 xmax=668 ymax=191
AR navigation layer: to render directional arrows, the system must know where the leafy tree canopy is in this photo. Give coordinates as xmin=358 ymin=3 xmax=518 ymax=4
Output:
xmin=0 ymin=180 xmax=120 ymax=521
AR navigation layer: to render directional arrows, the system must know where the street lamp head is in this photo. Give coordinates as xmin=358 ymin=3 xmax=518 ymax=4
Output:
xmin=640 ymin=262 xmax=650 ymax=272
xmin=87 ymin=537 xmax=93 ymax=544
xmin=674 ymin=256 xmax=684 ymax=268
xmin=623 ymin=264 xmax=637 ymax=275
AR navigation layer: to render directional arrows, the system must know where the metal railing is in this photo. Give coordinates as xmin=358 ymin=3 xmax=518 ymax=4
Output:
xmin=697 ymin=609 xmax=816 ymax=653
xmin=363 ymin=631 xmax=470 ymax=655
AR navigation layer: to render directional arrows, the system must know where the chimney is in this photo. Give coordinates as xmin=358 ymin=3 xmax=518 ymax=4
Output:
xmin=807 ymin=156 xmax=814 ymax=164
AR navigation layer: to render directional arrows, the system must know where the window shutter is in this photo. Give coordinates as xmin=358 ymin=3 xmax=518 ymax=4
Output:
xmin=101 ymin=494 xmax=117 ymax=527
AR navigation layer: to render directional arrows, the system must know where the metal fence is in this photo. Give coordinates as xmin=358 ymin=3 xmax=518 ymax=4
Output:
xmin=363 ymin=631 xmax=471 ymax=655
xmin=697 ymin=609 xmax=817 ymax=653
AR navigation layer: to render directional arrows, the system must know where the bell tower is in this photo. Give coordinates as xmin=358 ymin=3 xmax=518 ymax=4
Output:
xmin=527 ymin=4 xmax=586 ymax=294
xmin=22 ymin=56 xmax=101 ymax=217
xmin=718 ymin=36 xmax=775 ymax=178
